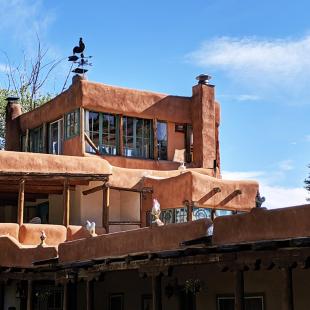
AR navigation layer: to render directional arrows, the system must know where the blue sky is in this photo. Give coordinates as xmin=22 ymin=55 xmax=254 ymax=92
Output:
xmin=0 ymin=0 xmax=310 ymax=207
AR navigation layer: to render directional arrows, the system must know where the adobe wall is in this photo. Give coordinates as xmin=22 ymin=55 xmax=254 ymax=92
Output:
xmin=19 ymin=80 xmax=83 ymax=131
xmin=5 ymin=101 xmax=22 ymax=151
xmin=191 ymin=84 xmax=216 ymax=170
xmin=213 ymin=205 xmax=310 ymax=245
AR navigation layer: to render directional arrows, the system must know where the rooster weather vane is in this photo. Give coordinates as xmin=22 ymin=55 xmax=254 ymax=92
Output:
xmin=68 ymin=37 xmax=92 ymax=76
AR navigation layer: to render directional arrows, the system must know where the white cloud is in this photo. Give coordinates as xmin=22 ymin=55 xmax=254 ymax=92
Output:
xmin=0 ymin=0 xmax=55 ymax=50
xmin=189 ymin=36 xmax=310 ymax=77
xmin=188 ymin=35 xmax=310 ymax=104
xmin=278 ymin=160 xmax=294 ymax=171
xmin=0 ymin=64 xmax=9 ymax=73
xmin=222 ymin=170 xmax=308 ymax=209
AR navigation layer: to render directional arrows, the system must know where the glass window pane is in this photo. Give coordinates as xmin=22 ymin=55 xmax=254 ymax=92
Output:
xmin=192 ymin=208 xmax=212 ymax=221
xmin=157 ymin=121 xmax=167 ymax=160
xmin=215 ymin=209 xmax=233 ymax=217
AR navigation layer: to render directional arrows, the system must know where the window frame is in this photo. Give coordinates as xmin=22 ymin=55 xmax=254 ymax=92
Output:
xmin=64 ymin=109 xmax=80 ymax=140
xmin=48 ymin=118 xmax=63 ymax=155
xmin=217 ymin=294 xmax=265 ymax=310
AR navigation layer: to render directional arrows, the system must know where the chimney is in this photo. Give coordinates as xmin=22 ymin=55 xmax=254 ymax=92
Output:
xmin=5 ymin=96 xmax=22 ymax=151
xmin=191 ymin=74 xmax=217 ymax=173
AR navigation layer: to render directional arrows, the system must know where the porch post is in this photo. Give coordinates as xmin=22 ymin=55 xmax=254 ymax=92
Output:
xmin=152 ymin=275 xmax=162 ymax=310
xmin=86 ymin=280 xmax=94 ymax=310
xmin=282 ymin=266 xmax=294 ymax=310
xmin=27 ymin=280 xmax=32 ymax=310
xmin=17 ymin=178 xmax=25 ymax=225
xmin=63 ymin=282 xmax=68 ymax=310
xmin=234 ymin=270 xmax=245 ymax=310
xmin=102 ymin=186 xmax=110 ymax=233
xmin=63 ymin=179 xmax=70 ymax=227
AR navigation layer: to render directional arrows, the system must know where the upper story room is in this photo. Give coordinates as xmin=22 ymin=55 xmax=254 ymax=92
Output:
xmin=5 ymin=74 xmax=220 ymax=175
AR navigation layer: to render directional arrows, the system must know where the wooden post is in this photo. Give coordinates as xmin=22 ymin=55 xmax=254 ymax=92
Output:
xmin=25 ymin=129 xmax=29 ymax=152
xmin=118 ymin=115 xmax=124 ymax=156
xmin=102 ymin=186 xmax=110 ymax=233
xmin=153 ymin=119 xmax=158 ymax=160
xmin=186 ymin=202 xmax=193 ymax=222
xmin=282 ymin=267 xmax=294 ymax=310
xmin=80 ymin=107 xmax=85 ymax=154
xmin=0 ymin=281 xmax=4 ymax=310
xmin=17 ymin=178 xmax=25 ymax=225
xmin=234 ymin=270 xmax=245 ymax=310
xmin=63 ymin=179 xmax=70 ymax=227
xmin=63 ymin=282 xmax=68 ymax=310
xmin=152 ymin=275 xmax=162 ymax=310
xmin=27 ymin=280 xmax=32 ymax=310
xmin=42 ymin=122 xmax=47 ymax=153
xmin=86 ymin=280 xmax=94 ymax=310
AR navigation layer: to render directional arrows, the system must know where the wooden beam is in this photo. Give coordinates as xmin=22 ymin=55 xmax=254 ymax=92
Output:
xmin=83 ymin=184 xmax=152 ymax=196
xmin=27 ymin=280 xmax=32 ymax=310
xmin=152 ymin=275 xmax=162 ymax=310
xmin=84 ymin=133 xmax=100 ymax=155
xmin=234 ymin=270 xmax=245 ymax=310
xmin=102 ymin=187 xmax=110 ymax=233
xmin=63 ymin=179 xmax=70 ymax=227
xmin=282 ymin=266 xmax=294 ymax=310
xmin=109 ymin=221 xmax=141 ymax=225
xmin=0 ymin=185 xmax=75 ymax=194
xmin=217 ymin=189 xmax=242 ymax=208
xmin=197 ymin=187 xmax=221 ymax=204
xmin=17 ymin=179 xmax=25 ymax=225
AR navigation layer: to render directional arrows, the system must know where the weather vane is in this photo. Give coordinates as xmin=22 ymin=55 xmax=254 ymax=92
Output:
xmin=68 ymin=37 xmax=92 ymax=76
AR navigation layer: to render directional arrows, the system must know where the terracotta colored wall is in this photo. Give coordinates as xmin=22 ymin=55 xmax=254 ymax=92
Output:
xmin=101 ymin=155 xmax=180 ymax=170
xmin=5 ymin=102 xmax=22 ymax=151
xmin=0 ymin=223 xmax=19 ymax=239
xmin=81 ymin=80 xmax=191 ymax=124
xmin=191 ymin=84 xmax=216 ymax=170
xmin=59 ymin=219 xmax=210 ymax=263
xmin=143 ymin=172 xmax=192 ymax=210
xmin=213 ymin=205 xmax=310 ymax=245
xmin=19 ymin=223 xmax=67 ymax=246
xmin=63 ymin=135 xmax=84 ymax=156
xmin=167 ymin=122 xmax=185 ymax=161
xmin=19 ymin=80 xmax=83 ymax=131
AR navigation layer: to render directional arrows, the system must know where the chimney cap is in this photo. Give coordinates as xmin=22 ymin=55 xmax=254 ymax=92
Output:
xmin=5 ymin=96 xmax=20 ymax=102
xmin=196 ymin=74 xmax=212 ymax=85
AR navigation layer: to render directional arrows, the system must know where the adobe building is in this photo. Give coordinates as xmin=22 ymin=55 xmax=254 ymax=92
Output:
xmin=0 ymin=74 xmax=308 ymax=310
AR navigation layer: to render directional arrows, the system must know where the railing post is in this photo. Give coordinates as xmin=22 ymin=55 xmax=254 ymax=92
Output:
xmin=17 ymin=178 xmax=25 ymax=225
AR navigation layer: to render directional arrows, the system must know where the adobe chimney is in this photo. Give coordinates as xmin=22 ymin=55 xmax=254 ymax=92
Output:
xmin=5 ymin=96 xmax=22 ymax=151
xmin=191 ymin=74 xmax=218 ymax=174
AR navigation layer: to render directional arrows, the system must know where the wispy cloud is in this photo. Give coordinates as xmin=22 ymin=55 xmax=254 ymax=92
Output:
xmin=278 ymin=160 xmax=294 ymax=171
xmin=222 ymin=170 xmax=308 ymax=209
xmin=0 ymin=0 xmax=55 ymax=51
xmin=188 ymin=35 xmax=310 ymax=105
xmin=0 ymin=63 xmax=9 ymax=73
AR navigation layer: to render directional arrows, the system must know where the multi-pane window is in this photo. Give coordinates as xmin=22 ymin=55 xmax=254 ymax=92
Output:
xmin=85 ymin=111 xmax=100 ymax=152
xmin=85 ymin=111 xmax=117 ymax=155
xmin=123 ymin=116 xmax=153 ymax=158
xmin=101 ymin=113 xmax=117 ymax=155
xmin=157 ymin=121 xmax=167 ymax=160
xmin=29 ymin=126 xmax=43 ymax=153
xmin=217 ymin=296 xmax=264 ymax=310
xmin=160 ymin=207 xmax=188 ymax=224
xmin=49 ymin=119 xmax=63 ymax=155
xmin=64 ymin=109 xmax=80 ymax=139
xmin=215 ymin=209 xmax=234 ymax=217
xmin=192 ymin=208 xmax=212 ymax=221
